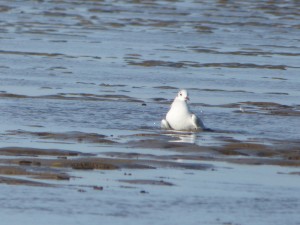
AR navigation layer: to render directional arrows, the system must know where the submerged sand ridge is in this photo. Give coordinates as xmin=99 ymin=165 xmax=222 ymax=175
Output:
xmin=0 ymin=129 xmax=299 ymax=187
xmin=0 ymin=142 xmax=214 ymax=187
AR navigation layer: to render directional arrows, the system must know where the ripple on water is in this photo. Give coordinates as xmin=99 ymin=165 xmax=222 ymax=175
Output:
xmin=0 ymin=1 xmax=300 ymax=224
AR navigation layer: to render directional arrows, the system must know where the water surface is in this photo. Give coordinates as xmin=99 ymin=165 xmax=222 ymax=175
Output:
xmin=0 ymin=0 xmax=300 ymax=224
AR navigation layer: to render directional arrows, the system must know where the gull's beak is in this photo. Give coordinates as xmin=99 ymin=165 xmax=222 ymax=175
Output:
xmin=185 ymin=96 xmax=190 ymax=101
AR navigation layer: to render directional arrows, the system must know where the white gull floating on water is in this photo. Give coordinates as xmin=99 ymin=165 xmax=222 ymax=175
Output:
xmin=161 ymin=89 xmax=205 ymax=131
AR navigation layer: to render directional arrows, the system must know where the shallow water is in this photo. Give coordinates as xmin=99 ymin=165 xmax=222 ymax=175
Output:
xmin=0 ymin=0 xmax=300 ymax=224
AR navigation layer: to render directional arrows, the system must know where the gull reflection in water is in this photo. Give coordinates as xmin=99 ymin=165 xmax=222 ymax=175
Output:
xmin=164 ymin=131 xmax=197 ymax=144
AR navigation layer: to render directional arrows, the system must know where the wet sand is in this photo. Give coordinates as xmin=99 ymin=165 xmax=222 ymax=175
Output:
xmin=0 ymin=131 xmax=299 ymax=187
xmin=0 ymin=0 xmax=300 ymax=224
xmin=0 ymin=131 xmax=299 ymax=225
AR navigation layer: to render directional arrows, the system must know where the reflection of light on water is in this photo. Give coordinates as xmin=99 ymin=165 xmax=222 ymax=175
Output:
xmin=239 ymin=105 xmax=245 ymax=113
xmin=165 ymin=132 xmax=197 ymax=144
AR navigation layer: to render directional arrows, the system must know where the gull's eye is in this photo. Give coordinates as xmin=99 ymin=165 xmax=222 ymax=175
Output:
xmin=180 ymin=93 xmax=182 ymax=96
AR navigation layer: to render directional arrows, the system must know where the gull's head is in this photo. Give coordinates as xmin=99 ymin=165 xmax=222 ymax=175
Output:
xmin=177 ymin=89 xmax=189 ymax=101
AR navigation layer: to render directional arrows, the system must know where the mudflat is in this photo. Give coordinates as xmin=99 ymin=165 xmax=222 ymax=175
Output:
xmin=0 ymin=0 xmax=299 ymax=224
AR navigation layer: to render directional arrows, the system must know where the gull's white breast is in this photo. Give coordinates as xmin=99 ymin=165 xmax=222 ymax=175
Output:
xmin=166 ymin=100 xmax=196 ymax=131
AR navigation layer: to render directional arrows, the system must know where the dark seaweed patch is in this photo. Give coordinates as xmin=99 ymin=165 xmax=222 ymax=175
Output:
xmin=191 ymin=47 xmax=300 ymax=57
xmin=119 ymin=179 xmax=174 ymax=186
xmin=6 ymin=130 xmax=116 ymax=144
xmin=238 ymin=101 xmax=300 ymax=116
xmin=154 ymin=86 xmax=177 ymax=90
xmin=127 ymin=59 xmax=287 ymax=70
xmin=0 ymin=92 xmax=142 ymax=103
xmin=0 ymin=176 xmax=52 ymax=187
xmin=0 ymin=146 xmax=84 ymax=157
xmin=71 ymin=161 xmax=118 ymax=170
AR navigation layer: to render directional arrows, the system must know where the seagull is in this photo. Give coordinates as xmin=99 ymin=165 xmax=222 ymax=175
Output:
xmin=161 ymin=89 xmax=205 ymax=131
